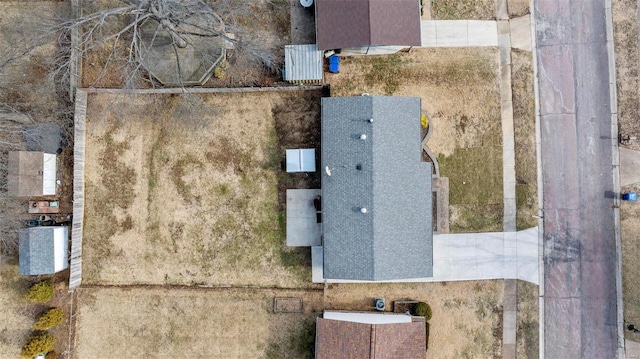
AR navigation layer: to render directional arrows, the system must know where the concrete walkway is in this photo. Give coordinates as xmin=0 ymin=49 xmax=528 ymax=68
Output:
xmin=627 ymin=340 xmax=640 ymax=359
xmin=620 ymin=148 xmax=640 ymax=186
xmin=421 ymin=20 xmax=498 ymax=47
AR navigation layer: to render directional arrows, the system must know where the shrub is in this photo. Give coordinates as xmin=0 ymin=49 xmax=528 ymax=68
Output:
xmin=33 ymin=308 xmax=65 ymax=330
xmin=413 ymin=302 xmax=432 ymax=320
xmin=421 ymin=113 xmax=429 ymax=128
xmin=25 ymin=280 xmax=54 ymax=303
xmin=21 ymin=333 xmax=55 ymax=359
xmin=213 ymin=67 xmax=225 ymax=79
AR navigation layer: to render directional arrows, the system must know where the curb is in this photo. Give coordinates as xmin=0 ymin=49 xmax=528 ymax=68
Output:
xmin=528 ymin=0 xmax=546 ymax=358
xmin=603 ymin=0 xmax=625 ymax=357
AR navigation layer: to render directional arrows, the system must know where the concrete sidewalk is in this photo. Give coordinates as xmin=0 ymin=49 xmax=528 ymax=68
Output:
xmin=620 ymin=147 xmax=640 ymax=186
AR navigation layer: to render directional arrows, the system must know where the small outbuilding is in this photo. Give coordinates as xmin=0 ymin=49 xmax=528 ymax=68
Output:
xmin=284 ymin=45 xmax=324 ymax=83
xmin=19 ymin=226 xmax=69 ymax=275
xmin=7 ymin=151 xmax=57 ymax=197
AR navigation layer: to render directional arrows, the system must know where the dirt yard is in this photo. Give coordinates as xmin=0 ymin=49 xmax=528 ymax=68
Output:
xmin=323 ymin=280 xmax=504 ymax=358
xmin=81 ymin=90 xmax=322 ymax=288
xmin=327 ymin=48 xmax=504 ymax=232
xmin=74 ymin=286 xmax=322 ymax=358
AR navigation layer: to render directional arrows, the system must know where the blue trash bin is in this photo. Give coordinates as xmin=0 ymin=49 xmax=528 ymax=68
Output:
xmin=328 ymin=55 xmax=340 ymax=73
xmin=622 ymin=192 xmax=638 ymax=202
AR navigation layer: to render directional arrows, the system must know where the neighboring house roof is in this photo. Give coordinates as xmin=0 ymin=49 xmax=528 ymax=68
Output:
xmin=315 ymin=318 xmax=427 ymax=359
xmin=321 ymin=96 xmax=433 ymax=281
xmin=315 ymin=0 xmax=422 ymax=51
xmin=7 ymin=151 xmax=57 ymax=197
xmin=19 ymin=226 xmax=69 ymax=275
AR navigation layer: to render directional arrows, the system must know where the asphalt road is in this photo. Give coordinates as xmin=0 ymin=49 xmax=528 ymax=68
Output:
xmin=534 ymin=0 xmax=619 ymax=357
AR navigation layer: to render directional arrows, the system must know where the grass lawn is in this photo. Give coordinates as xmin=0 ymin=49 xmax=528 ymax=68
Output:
xmin=430 ymin=0 xmax=496 ymax=20
xmin=81 ymin=90 xmax=321 ymax=287
xmin=74 ymin=287 xmax=322 ymax=358
xmin=511 ymin=49 xmax=538 ymax=230
xmin=516 ymin=280 xmax=539 ymax=359
xmin=327 ymin=48 xmax=504 ymax=232
xmin=621 ymin=183 xmax=640 ymax=341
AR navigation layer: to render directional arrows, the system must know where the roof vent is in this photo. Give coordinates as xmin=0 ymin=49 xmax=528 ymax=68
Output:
xmin=356 ymin=164 xmax=362 ymax=170
xmin=368 ymin=118 xmax=373 ymax=123
xmin=360 ymin=207 xmax=368 ymax=214
xmin=359 ymin=134 xmax=367 ymax=140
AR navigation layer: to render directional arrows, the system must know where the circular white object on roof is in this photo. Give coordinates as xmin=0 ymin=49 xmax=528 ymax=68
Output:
xmin=300 ymin=0 xmax=313 ymax=7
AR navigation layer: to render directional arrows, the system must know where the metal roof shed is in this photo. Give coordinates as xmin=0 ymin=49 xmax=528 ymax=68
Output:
xmin=19 ymin=226 xmax=69 ymax=275
xmin=284 ymin=45 xmax=323 ymax=83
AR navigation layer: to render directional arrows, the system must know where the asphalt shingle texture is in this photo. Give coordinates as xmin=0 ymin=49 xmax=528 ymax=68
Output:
xmin=321 ymin=96 xmax=432 ymax=280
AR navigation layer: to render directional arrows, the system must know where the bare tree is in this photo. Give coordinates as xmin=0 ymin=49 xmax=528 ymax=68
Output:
xmin=51 ymin=0 xmax=285 ymax=88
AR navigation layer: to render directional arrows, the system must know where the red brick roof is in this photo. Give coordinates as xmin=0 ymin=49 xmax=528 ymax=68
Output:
xmin=315 ymin=318 xmax=426 ymax=359
xmin=315 ymin=0 xmax=422 ymax=50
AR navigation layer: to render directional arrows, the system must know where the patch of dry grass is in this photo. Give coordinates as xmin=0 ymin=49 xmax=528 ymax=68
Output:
xmin=613 ymin=0 xmax=640 ymax=150
xmin=431 ymin=0 xmax=496 ymax=20
xmin=512 ymin=49 xmax=538 ymax=230
xmin=0 ymin=259 xmax=38 ymax=357
xmin=323 ymin=280 xmax=504 ymax=358
xmin=82 ymin=91 xmax=320 ymax=288
xmin=74 ymin=287 xmax=322 ymax=358
xmin=516 ymin=280 xmax=539 ymax=359
xmin=621 ymin=183 xmax=640 ymax=340
xmin=507 ymin=0 xmax=530 ymax=17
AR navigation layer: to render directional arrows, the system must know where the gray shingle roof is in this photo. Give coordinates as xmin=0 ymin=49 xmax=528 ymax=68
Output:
xmin=19 ymin=226 xmax=69 ymax=275
xmin=321 ymin=96 xmax=433 ymax=280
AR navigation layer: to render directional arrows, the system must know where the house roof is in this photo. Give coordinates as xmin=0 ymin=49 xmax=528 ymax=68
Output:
xmin=7 ymin=151 xmax=57 ymax=197
xmin=315 ymin=318 xmax=427 ymax=359
xmin=315 ymin=0 xmax=422 ymax=51
xmin=321 ymin=96 xmax=433 ymax=281
xmin=19 ymin=226 xmax=69 ymax=275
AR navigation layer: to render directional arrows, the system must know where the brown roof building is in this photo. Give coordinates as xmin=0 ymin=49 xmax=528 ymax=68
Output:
xmin=316 ymin=317 xmax=426 ymax=359
xmin=7 ymin=151 xmax=57 ymax=197
xmin=315 ymin=0 xmax=422 ymax=50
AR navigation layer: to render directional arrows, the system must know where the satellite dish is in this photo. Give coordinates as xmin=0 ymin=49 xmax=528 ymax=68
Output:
xmin=325 ymin=166 xmax=332 ymax=176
